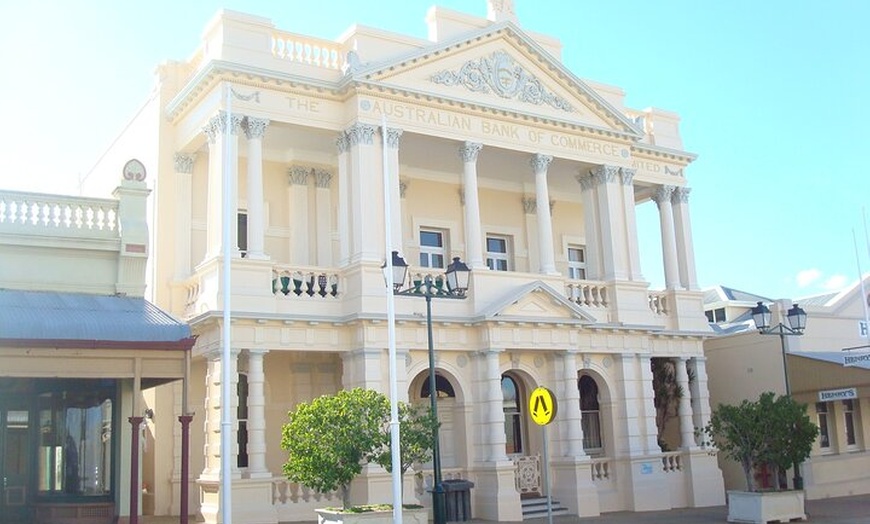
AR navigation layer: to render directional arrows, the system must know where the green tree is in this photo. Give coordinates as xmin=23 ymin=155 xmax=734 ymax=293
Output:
xmin=704 ymin=392 xmax=818 ymax=492
xmin=281 ymin=388 xmax=389 ymax=509
xmin=370 ymin=401 xmax=438 ymax=497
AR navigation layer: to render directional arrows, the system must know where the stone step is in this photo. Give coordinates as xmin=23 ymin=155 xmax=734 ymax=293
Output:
xmin=521 ymin=497 xmax=570 ymax=520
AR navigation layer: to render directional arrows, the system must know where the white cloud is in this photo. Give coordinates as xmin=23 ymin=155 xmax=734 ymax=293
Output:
xmin=822 ymin=275 xmax=849 ymax=290
xmin=796 ymin=269 xmax=822 ymax=288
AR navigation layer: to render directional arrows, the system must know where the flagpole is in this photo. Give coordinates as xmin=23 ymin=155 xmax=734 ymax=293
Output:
xmin=220 ymin=82 xmax=234 ymax=524
xmin=382 ymin=115 xmax=403 ymax=524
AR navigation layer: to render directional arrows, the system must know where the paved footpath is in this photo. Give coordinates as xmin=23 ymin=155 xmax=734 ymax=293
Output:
xmin=141 ymin=494 xmax=870 ymax=523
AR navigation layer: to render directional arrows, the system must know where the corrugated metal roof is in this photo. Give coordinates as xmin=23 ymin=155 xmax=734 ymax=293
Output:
xmin=0 ymin=289 xmax=190 ymax=343
xmin=702 ymin=285 xmax=772 ymax=306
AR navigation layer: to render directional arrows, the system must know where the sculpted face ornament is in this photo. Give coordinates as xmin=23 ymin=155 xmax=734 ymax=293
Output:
xmin=431 ymin=50 xmax=574 ymax=113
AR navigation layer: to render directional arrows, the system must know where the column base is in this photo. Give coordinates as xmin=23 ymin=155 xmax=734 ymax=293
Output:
xmin=198 ymin=478 xmax=278 ymax=524
xmin=684 ymin=449 xmax=726 ymax=507
xmin=551 ymin=457 xmax=601 ymax=517
xmin=470 ymin=461 xmax=522 ymax=521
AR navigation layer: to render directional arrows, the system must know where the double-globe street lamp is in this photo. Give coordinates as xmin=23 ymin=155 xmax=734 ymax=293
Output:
xmin=750 ymin=300 xmax=808 ymax=489
xmin=383 ymin=251 xmax=470 ymax=524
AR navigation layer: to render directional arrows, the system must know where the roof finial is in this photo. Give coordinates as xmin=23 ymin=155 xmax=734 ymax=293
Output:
xmin=487 ymin=0 xmax=518 ymax=23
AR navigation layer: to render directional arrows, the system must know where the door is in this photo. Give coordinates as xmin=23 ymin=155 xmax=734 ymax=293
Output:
xmin=0 ymin=400 xmax=31 ymax=524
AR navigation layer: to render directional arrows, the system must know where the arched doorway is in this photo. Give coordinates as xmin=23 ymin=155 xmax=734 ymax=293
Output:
xmin=417 ymin=372 xmax=458 ymax=468
xmin=501 ymin=373 xmax=526 ymax=457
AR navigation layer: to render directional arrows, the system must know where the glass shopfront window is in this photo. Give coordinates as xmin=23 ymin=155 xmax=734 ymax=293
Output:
xmin=37 ymin=381 xmax=115 ymax=498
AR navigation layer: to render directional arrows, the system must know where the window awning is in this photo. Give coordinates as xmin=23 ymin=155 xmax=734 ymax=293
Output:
xmin=788 ymin=351 xmax=870 ymax=395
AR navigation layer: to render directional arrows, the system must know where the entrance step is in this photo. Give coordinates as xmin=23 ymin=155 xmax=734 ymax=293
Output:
xmin=521 ymin=496 xmax=570 ymax=520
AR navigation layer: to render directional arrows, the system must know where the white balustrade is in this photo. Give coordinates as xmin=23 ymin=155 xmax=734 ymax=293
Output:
xmin=0 ymin=190 xmax=118 ymax=238
xmin=661 ymin=451 xmax=683 ymax=472
xmin=565 ymin=279 xmax=609 ymax=308
xmin=270 ymin=32 xmax=343 ymax=70
xmin=272 ymin=266 xmax=341 ymax=298
xmin=648 ymin=292 xmax=669 ymax=315
xmin=589 ymin=458 xmax=611 ymax=481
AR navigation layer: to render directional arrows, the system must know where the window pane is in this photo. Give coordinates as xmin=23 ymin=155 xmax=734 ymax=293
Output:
xmin=496 ymin=260 xmax=508 ymax=271
xmin=420 ymin=230 xmax=443 ymax=247
xmin=487 ymin=237 xmax=506 ymax=253
xmin=237 ymin=212 xmax=248 ymax=253
xmin=432 ymin=254 xmax=444 ymax=268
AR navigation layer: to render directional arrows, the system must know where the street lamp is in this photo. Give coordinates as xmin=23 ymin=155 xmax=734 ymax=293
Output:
xmin=383 ymin=251 xmax=470 ymax=524
xmin=750 ymin=300 xmax=808 ymax=489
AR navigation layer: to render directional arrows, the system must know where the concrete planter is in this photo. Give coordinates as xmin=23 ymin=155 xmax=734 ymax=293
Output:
xmin=316 ymin=507 xmax=428 ymax=524
xmin=727 ymin=490 xmax=805 ymax=523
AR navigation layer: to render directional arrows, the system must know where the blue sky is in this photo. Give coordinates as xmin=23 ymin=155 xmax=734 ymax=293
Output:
xmin=0 ymin=0 xmax=867 ymax=300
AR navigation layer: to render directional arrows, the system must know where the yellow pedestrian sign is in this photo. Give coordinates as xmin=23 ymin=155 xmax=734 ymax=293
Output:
xmin=529 ymin=386 xmax=557 ymax=426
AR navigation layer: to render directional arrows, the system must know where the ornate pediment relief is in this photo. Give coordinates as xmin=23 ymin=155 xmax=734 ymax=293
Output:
xmin=481 ymin=281 xmax=597 ymax=324
xmin=430 ymin=50 xmax=574 ymax=113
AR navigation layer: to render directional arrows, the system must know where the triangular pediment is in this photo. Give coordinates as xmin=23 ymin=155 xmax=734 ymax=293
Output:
xmin=354 ymin=23 xmax=642 ymax=138
xmin=481 ymin=281 xmax=597 ymax=324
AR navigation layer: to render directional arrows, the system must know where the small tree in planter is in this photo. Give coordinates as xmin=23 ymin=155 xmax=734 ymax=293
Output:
xmin=370 ymin=402 xmax=438 ymax=498
xmin=281 ymin=388 xmax=389 ymax=510
xmin=704 ymin=392 xmax=819 ymax=523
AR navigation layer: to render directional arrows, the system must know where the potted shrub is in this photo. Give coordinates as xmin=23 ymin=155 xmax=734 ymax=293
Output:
xmin=704 ymin=391 xmax=818 ymax=523
xmin=281 ymin=388 xmax=432 ymax=524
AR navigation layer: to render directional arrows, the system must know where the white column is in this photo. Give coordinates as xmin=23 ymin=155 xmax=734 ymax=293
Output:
xmin=672 ymin=186 xmax=699 ymax=290
xmin=173 ymin=153 xmax=194 ymax=278
xmin=203 ymin=111 xmax=243 ymax=260
xmin=346 ymin=123 xmax=383 ymax=263
xmin=591 ymin=165 xmax=628 ymax=280
xmin=288 ymin=166 xmax=310 ymax=265
xmin=203 ymin=352 xmax=221 ymax=478
xmin=336 ymin=133 xmax=351 ymax=265
xmin=460 ymin=142 xmax=485 ymax=269
xmin=652 ymin=185 xmax=681 ymax=290
xmin=521 ymin=198 xmax=539 ymax=272
xmin=480 ymin=349 xmax=508 ymax=462
xmin=243 ymin=117 xmax=269 ymax=260
xmin=675 ymin=357 xmax=696 ymax=449
xmin=531 ymin=153 xmax=557 ymax=275
xmin=383 ymin=127 xmax=404 ymax=252
xmin=561 ymin=351 xmax=586 ymax=458
xmin=576 ymin=173 xmax=601 ymax=280
xmin=638 ymin=354 xmax=660 ymax=454
xmin=620 ymin=168 xmax=644 ymax=281
xmin=314 ymin=169 xmax=333 ymax=266
xmin=246 ymin=349 xmax=270 ymax=477
xmin=689 ymin=357 xmax=713 ymax=446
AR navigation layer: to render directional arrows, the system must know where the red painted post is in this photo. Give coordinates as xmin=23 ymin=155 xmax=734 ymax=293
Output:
xmin=179 ymin=415 xmax=194 ymax=524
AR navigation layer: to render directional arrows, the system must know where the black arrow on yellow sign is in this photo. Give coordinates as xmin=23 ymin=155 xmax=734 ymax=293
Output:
xmin=529 ymin=386 xmax=558 ymax=426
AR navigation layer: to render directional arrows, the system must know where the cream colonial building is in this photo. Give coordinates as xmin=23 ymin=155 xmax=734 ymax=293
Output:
xmin=82 ymin=1 xmax=724 ymax=522
xmin=704 ymin=283 xmax=870 ymax=499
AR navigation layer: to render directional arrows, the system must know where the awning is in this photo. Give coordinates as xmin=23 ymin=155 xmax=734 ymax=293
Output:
xmin=788 ymin=351 xmax=870 ymax=395
xmin=0 ymin=289 xmax=193 ymax=349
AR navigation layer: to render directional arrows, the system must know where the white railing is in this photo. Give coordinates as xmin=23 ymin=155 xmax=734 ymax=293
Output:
xmin=272 ymin=266 xmax=341 ymax=298
xmin=271 ymin=478 xmax=339 ymax=505
xmin=661 ymin=451 xmax=683 ymax=472
xmin=270 ymin=31 xmax=344 ymax=70
xmin=589 ymin=457 xmax=611 ymax=481
xmin=648 ymin=291 xmax=669 ymax=316
xmin=565 ymin=279 xmax=609 ymax=308
xmin=0 ymin=190 xmax=118 ymax=238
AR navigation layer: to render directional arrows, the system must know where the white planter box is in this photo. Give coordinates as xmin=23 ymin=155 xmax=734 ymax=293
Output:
xmin=316 ymin=507 xmax=428 ymax=524
xmin=727 ymin=490 xmax=806 ymax=524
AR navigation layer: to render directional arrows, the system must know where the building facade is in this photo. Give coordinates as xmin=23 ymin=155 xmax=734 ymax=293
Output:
xmin=704 ymin=284 xmax=870 ymax=498
xmin=84 ymin=2 xmax=724 ymax=522
xmin=0 ymin=169 xmax=194 ymax=524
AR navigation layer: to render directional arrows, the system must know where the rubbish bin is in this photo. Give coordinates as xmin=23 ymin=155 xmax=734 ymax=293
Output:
xmin=441 ymin=479 xmax=474 ymax=522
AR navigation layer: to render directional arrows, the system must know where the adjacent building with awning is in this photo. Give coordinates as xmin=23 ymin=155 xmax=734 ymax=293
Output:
xmin=0 ymin=170 xmax=194 ymax=524
xmin=704 ymin=282 xmax=870 ymax=499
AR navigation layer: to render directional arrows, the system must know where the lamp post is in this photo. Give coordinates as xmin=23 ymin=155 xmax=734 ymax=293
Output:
xmin=383 ymin=251 xmax=470 ymax=524
xmin=750 ymin=300 xmax=808 ymax=489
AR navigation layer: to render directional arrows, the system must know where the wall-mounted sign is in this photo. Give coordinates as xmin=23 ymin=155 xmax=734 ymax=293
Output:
xmin=818 ymin=388 xmax=857 ymax=402
xmin=843 ymin=352 xmax=870 ymax=367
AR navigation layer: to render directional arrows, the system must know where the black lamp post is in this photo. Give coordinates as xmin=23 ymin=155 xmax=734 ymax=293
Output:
xmin=750 ymin=300 xmax=808 ymax=489
xmin=383 ymin=251 xmax=470 ymax=524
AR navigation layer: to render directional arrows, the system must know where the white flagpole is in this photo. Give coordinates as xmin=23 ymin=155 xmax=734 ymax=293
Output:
xmin=220 ymin=83 xmax=234 ymax=524
xmin=382 ymin=115 xmax=403 ymax=524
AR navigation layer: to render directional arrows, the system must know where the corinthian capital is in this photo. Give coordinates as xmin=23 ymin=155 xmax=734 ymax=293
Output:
xmin=652 ymin=185 xmax=675 ymax=207
xmin=459 ymin=142 xmax=482 ymax=163
xmin=174 ymin=153 xmax=195 ymax=174
xmin=288 ymin=166 xmax=310 ymax=186
xmin=346 ymin=123 xmax=376 ymax=146
xmin=314 ymin=169 xmax=333 ymax=189
xmin=382 ymin=127 xmax=403 ymax=149
xmin=530 ymin=153 xmax=553 ymax=174
xmin=619 ymin=167 xmax=636 ymax=186
xmin=672 ymin=186 xmax=691 ymax=204
xmin=590 ymin=165 xmax=619 ymax=185
xmin=244 ymin=117 xmax=270 ymax=140
xmin=576 ymin=173 xmax=595 ymax=192
xmin=336 ymin=132 xmax=350 ymax=154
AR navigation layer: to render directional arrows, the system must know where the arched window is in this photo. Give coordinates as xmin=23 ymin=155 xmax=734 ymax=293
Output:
xmin=420 ymin=374 xmax=455 ymax=398
xmin=502 ymin=375 xmax=523 ymax=454
xmin=578 ymin=375 xmax=602 ymax=453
